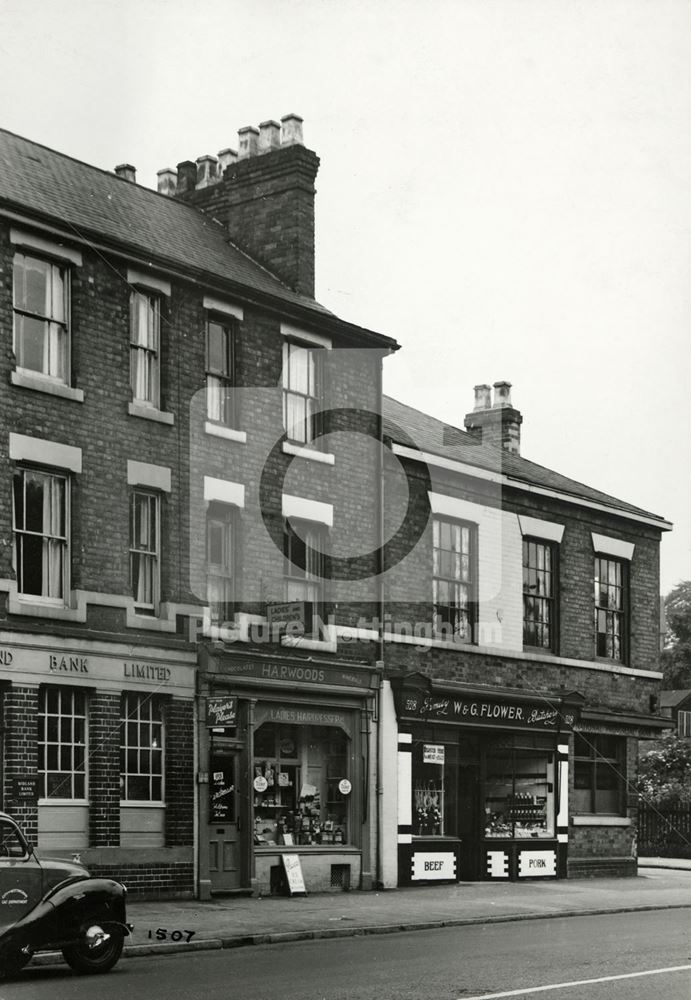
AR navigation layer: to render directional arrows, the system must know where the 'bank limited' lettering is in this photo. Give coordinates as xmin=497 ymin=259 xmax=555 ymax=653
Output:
xmin=124 ymin=663 xmax=171 ymax=682
xmin=49 ymin=655 xmax=88 ymax=673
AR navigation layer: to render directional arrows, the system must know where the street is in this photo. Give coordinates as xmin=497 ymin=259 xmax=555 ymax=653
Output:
xmin=3 ymin=909 xmax=690 ymax=1000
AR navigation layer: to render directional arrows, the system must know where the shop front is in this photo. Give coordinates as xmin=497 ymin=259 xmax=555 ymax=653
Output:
xmin=0 ymin=631 xmax=196 ymax=897
xmin=389 ymin=674 xmax=582 ymax=884
xmin=197 ymin=647 xmax=379 ymax=898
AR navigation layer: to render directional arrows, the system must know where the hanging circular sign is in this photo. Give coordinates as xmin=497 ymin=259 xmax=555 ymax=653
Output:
xmin=338 ymin=779 xmax=352 ymax=796
xmin=253 ymin=775 xmax=268 ymax=793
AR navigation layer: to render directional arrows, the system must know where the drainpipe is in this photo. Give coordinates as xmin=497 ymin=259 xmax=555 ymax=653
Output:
xmin=375 ymin=351 xmax=386 ymax=889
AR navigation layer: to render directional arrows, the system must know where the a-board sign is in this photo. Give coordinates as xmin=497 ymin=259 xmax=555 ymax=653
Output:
xmin=207 ymin=695 xmax=237 ymax=728
xmin=281 ymin=853 xmax=306 ymax=895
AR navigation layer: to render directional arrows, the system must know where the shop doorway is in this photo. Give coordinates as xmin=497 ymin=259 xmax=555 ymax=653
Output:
xmin=208 ymin=750 xmax=244 ymax=893
xmin=457 ymin=738 xmax=481 ymax=880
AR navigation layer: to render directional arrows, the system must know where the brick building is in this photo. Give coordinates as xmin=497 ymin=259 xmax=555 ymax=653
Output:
xmin=0 ymin=118 xmax=395 ymax=897
xmin=376 ymin=384 xmax=671 ymax=885
xmin=0 ymin=119 xmax=670 ymax=898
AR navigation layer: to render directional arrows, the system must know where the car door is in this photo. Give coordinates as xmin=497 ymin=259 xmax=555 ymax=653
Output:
xmin=0 ymin=817 xmax=44 ymax=934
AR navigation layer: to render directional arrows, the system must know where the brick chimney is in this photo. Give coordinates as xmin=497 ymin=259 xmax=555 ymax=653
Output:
xmin=114 ymin=163 xmax=136 ymax=183
xmin=463 ymin=381 xmax=523 ymax=454
xmin=171 ymin=114 xmax=319 ymax=297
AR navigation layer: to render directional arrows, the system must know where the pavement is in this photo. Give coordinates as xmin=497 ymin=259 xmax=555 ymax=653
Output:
xmin=29 ymin=858 xmax=691 ymax=969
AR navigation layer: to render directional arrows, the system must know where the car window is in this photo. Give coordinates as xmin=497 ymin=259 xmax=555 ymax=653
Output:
xmin=0 ymin=820 xmax=27 ymax=858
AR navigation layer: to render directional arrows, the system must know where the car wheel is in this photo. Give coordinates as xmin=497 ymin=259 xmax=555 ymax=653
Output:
xmin=62 ymin=925 xmax=124 ymax=975
xmin=0 ymin=948 xmax=31 ymax=979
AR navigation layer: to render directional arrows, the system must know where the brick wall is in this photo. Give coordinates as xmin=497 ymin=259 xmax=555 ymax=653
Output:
xmin=2 ymin=686 xmax=38 ymax=838
xmin=88 ymin=692 xmax=121 ymax=847
xmin=164 ymin=698 xmax=194 ymax=846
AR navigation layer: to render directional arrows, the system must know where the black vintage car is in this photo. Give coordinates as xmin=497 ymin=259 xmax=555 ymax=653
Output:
xmin=0 ymin=812 xmax=131 ymax=978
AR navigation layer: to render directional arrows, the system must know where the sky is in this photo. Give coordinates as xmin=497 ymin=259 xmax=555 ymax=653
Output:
xmin=1 ymin=0 xmax=689 ymax=593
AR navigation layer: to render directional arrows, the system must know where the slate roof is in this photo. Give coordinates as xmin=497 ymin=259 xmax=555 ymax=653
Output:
xmin=0 ymin=128 xmax=346 ymax=323
xmin=660 ymin=690 xmax=691 ymax=710
xmin=383 ymin=395 xmax=669 ymax=525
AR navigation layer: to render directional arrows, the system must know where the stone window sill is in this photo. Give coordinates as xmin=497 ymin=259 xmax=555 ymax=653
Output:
xmin=12 ymin=369 xmax=84 ymax=402
xmin=129 ymin=401 xmax=174 ymax=425
xmin=204 ymin=421 xmax=247 ymax=443
xmin=282 ymin=441 xmax=335 ymax=465
xmin=571 ymin=816 xmax=631 ymax=827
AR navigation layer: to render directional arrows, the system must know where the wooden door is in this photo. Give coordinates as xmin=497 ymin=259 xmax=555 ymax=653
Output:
xmin=208 ymin=751 xmax=243 ymax=892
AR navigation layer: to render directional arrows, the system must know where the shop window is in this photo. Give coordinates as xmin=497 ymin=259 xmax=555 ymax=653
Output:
xmin=411 ymin=741 xmax=457 ymax=836
xmin=130 ymin=490 xmax=160 ymax=614
xmin=523 ymin=539 xmax=556 ymax=650
xmin=13 ymin=251 xmax=69 ymax=383
xmin=284 ymin=520 xmax=326 ymax=637
xmin=484 ymin=738 xmax=555 ymax=839
xmin=38 ymin=687 xmax=87 ymax=799
xmin=120 ymin=693 xmax=164 ymax=802
xmin=130 ymin=289 xmax=161 ymax=407
xmin=573 ymin=734 xmax=625 ymax=815
xmin=253 ymin=724 xmax=350 ymax=847
xmin=206 ymin=502 xmax=234 ymax=625
xmin=206 ymin=315 xmax=236 ymax=425
xmin=594 ymin=556 xmax=626 ymax=661
xmin=432 ymin=518 xmax=475 ymax=641
xmin=282 ymin=340 xmax=323 ymax=445
xmin=13 ymin=467 xmax=69 ymax=603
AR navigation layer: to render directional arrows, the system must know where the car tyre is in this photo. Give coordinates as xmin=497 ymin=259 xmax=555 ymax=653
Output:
xmin=0 ymin=947 xmax=32 ymax=979
xmin=62 ymin=929 xmax=124 ymax=975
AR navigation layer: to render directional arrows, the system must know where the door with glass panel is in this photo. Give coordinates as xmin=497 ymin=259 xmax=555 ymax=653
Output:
xmin=208 ymin=750 xmax=243 ymax=892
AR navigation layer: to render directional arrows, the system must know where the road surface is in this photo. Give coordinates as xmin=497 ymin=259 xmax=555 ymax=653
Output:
xmin=4 ymin=908 xmax=690 ymax=999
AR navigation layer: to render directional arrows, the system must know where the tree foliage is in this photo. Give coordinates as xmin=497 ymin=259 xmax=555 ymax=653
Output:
xmin=660 ymin=580 xmax=691 ymax=689
xmin=638 ymin=734 xmax=691 ymax=806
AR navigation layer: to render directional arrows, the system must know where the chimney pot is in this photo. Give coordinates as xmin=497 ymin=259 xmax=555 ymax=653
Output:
xmin=473 ymin=384 xmax=492 ymax=411
xmin=157 ymin=168 xmax=177 ymax=197
xmin=217 ymin=147 xmax=238 ymax=174
xmin=176 ymin=160 xmax=198 ymax=194
xmin=259 ymin=120 xmax=281 ymax=154
xmin=196 ymin=154 xmax=219 ymax=188
xmin=237 ymin=126 xmax=259 ymax=159
xmin=493 ymin=380 xmax=513 ymax=408
xmin=114 ymin=163 xmax=136 ymax=183
xmin=281 ymin=114 xmax=304 ymax=146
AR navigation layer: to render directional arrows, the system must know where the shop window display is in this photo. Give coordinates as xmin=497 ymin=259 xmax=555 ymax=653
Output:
xmin=253 ymin=724 xmax=350 ymax=847
xmin=484 ymin=738 xmax=555 ymax=839
xmin=410 ymin=741 xmax=457 ymax=836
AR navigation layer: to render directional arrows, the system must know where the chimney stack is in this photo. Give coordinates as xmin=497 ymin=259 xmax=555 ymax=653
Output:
xmin=259 ymin=120 xmax=281 ymax=154
xmin=237 ymin=126 xmax=259 ymax=159
xmin=464 ymin=381 xmax=523 ymax=454
xmin=195 ymin=155 xmax=218 ymax=188
xmin=114 ymin=163 xmax=136 ymax=183
xmin=157 ymin=168 xmax=177 ymax=197
xmin=169 ymin=114 xmax=318 ymax=297
xmin=176 ymin=160 xmax=198 ymax=195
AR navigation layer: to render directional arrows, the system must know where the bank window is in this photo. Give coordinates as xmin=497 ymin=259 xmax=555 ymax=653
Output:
xmin=130 ymin=490 xmax=160 ymax=614
xmin=284 ymin=520 xmax=326 ymax=636
xmin=13 ymin=251 xmax=69 ymax=383
xmin=484 ymin=739 xmax=555 ymax=839
xmin=13 ymin=467 xmax=69 ymax=603
xmin=252 ymin=724 xmax=350 ymax=847
xmin=206 ymin=316 xmax=236 ymax=425
xmin=38 ymin=687 xmax=87 ymax=800
xmin=432 ymin=518 xmax=475 ymax=641
xmin=130 ymin=290 xmax=161 ymax=407
xmin=523 ymin=539 xmax=556 ymax=650
xmin=283 ymin=340 xmax=322 ymax=445
xmin=573 ymin=734 xmax=625 ymax=815
xmin=207 ymin=502 xmax=234 ymax=625
xmin=411 ymin=741 xmax=456 ymax=837
xmin=120 ymin=693 xmax=164 ymax=801
xmin=594 ymin=556 xmax=626 ymax=661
